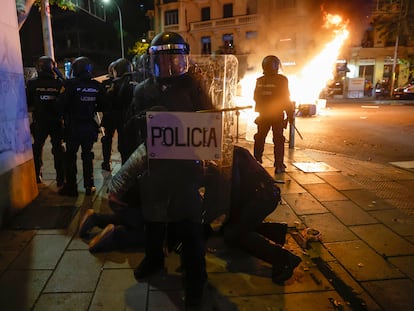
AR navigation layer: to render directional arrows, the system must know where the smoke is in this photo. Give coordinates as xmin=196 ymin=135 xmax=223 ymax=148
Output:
xmin=241 ymin=0 xmax=372 ymax=78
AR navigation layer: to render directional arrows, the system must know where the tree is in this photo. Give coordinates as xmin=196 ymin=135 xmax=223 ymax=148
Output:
xmin=16 ymin=0 xmax=74 ymax=29
xmin=129 ymin=40 xmax=149 ymax=56
xmin=371 ymin=0 xmax=414 ymax=95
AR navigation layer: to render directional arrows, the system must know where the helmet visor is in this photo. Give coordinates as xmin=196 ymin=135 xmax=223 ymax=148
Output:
xmin=151 ymin=52 xmax=188 ymax=78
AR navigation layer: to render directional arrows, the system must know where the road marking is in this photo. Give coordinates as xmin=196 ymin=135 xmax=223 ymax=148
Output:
xmin=390 ymin=161 xmax=414 ymax=169
xmin=292 ymin=162 xmax=339 ymax=172
xmin=361 ymin=105 xmax=379 ymax=109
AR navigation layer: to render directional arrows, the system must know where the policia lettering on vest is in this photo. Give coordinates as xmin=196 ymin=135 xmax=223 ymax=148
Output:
xmin=150 ymin=126 xmax=218 ymax=147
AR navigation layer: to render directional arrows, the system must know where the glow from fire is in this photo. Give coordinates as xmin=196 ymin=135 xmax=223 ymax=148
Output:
xmin=290 ymin=13 xmax=349 ymax=104
xmin=238 ymin=13 xmax=349 ymax=114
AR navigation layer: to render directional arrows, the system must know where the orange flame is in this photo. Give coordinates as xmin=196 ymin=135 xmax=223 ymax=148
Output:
xmin=239 ymin=13 xmax=349 ymax=113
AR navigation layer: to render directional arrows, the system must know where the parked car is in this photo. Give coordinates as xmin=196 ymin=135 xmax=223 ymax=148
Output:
xmin=393 ymin=84 xmax=414 ymax=100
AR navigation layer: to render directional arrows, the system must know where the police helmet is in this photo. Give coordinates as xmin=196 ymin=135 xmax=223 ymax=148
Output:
xmin=70 ymin=56 xmax=92 ymax=78
xmin=262 ymin=55 xmax=280 ymax=75
xmin=36 ymin=56 xmax=55 ymax=73
xmin=149 ymin=32 xmax=190 ymax=79
xmin=107 ymin=60 xmax=117 ymax=79
xmin=113 ymin=58 xmax=133 ymax=78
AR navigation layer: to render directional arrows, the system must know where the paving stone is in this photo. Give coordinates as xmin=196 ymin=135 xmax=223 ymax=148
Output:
xmin=0 ymin=270 xmax=51 ymax=311
xmin=229 ymin=291 xmax=351 ymax=311
xmin=0 ymin=250 xmax=19 ymax=273
xmin=277 ymin=177 xmax=306 ymax=194
xmin=327 ymin=261 xmax=382 ymax=311
xmin=283 ymin=192 xmax=328 ymax=215
xmin=288 ymin=171 xmax=325 ymax=184
xmin=11 ymin=234 xmax=71 ymax=269
xmin=317 ymin=171 xmax=363 ymax=190
xmin=303 ymin=183 xmax=348 ymax=201
xmin=388 ymin=256 xmax=414 ymax=280
xmin=44 ymin=250 xmax=103 ymax=292
xmin=323 ymin=200 xmax=378 ymax=226
xmin=147 ymin=289 xmax=185 ymax=310
xmin=33 ymin=293 xmax=92 ymax=311
xmin=90 ymin=269 xmax=147 ymax=311
xmin=362 ymin=279 xmax=414 ymax=311
xmin=325 ymin=240 xmax=404 ymax=281
xmin=350 ymin=224 xmax=414 ymax=256
xmin=341 ymin=189 xmax=393 ymax=211
xmin=266 ymin=201 xmax=302 ymax=226
xmin=102 ymin=251 xmax=144 ymax=269
xmin=370 ymin=209 xmax=414 ymax=236
xmin=300 ymin=213 xmax=357 ymax=243
xmin=0 ymin=229 xmax=35 ymax=251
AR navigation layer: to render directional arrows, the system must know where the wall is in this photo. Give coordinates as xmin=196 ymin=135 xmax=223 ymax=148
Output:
xmin=0 ymin=0 xmax=38 ymax=227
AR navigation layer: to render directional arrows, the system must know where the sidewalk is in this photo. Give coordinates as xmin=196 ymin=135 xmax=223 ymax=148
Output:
xmin=0 ymin=137 xmax=413 ymax=311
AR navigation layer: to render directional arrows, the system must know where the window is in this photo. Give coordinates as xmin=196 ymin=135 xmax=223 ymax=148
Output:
xmin=246 ymin=31 xmax=258 ymax=39
xmin=201 ymin=36 xmax=211 ymax=54
xmin=247 ymin=0 xmax=257 ymax=14
xmin=223 ymin=3 xmax=233 ymax=18
xmin=275 ymin=0 xmax=296 ymax=9
xmin=201 ymin=7 xmax=210 ymax=21
xmin=165 ymin=9 xmax=178 ymax=25
xmin=222 ymin=33 xmax=234 ymax=53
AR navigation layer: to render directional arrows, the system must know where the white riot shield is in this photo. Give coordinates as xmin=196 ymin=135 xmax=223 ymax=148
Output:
xmin=189 ymin=55 xmax=242 ymax=225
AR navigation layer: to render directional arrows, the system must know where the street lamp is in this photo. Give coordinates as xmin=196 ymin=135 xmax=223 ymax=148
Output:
xmin=102 ymin=0 xmax=125 ymax=58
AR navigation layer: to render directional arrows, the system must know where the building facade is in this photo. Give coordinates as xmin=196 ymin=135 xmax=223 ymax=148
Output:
xmin=151 ymin=0 xmax=414 ymax=98
xmin=347 ymin=0 xmax=414 ymax=96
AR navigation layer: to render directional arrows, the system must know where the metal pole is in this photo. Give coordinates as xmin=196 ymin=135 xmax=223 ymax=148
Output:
xmin=114 ymin=3 xmax=125 ymax=58
xmin=289 ymin=101 xmax=295 ymax=149
xmin=41 ymin=0 xmax=55 ymax=59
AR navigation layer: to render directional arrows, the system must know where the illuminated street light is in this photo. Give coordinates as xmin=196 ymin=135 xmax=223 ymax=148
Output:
xmin=102 ymin=0 xmax=124 ymax=58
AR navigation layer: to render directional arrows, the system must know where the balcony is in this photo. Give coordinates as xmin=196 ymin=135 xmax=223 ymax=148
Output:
xmin=189 ymin=14 xmax=259 ymax=31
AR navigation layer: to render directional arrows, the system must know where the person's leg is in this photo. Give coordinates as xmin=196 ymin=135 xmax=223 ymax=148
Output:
xmin=176 ymin=220 xmax=207 ymax=307
xmin=224 ymin=226 xmax=300 ymax=284
xmin=272 ymin=123 xmax=286 ymax=173
xmin=134 ymin=222 xmax=166 ymax=279
xmin=101 ymin=119 xmax=115 ymax=171
xmin=32 ymin=124 xmax=48 ymax=183
xmin=253 ymin=118 xmax=271 ymax=163
xmin=80 ymin=135 xmax=96 ymax=195
xmin=59 ymin=139 xmax=79 ymax=196
xmin=50 ymin=129 xmax=65 ymax=186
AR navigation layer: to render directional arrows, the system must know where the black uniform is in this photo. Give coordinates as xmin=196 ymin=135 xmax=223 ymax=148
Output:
xmin=223 ymin=146 xmax=301 ymax=284
xmin=101 ymin=72 xmax=137 ymax=165
xmin=58 ymin=65 xmax=109 ymax=196
xmin=26 ymin=69 xmax=64 ymax=185
xmin=253 ymin=61 xmax=294 ymax=173
xmin=125 ymin=32 xmax=214 ymax=308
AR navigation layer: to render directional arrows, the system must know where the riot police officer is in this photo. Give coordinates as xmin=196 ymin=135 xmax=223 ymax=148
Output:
xmin=58 ymin=56 xmax=109 ymax=196
xmin=253 ymin=55 xmax=294 ymax=174
xmin=101 ymin=58 xmax=137 ymax=169
xmin=125 ymin=32 xmax=213 ymax=308
xmin=26 ymin=56 xmax=65 ymax=185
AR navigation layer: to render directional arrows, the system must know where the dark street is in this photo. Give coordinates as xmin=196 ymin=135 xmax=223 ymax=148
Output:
xmin=294 ymin=101 xmax=414 ymax=164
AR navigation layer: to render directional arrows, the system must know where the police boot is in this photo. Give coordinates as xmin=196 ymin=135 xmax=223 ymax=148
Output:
xmin=58 ymin=183 xmax=78 ymax=197
xmin=134 ymin=222 xmax=166 ymax=280
xmin=81 ymin=152 xmax=96 ymax=195
xmin=101 ymin=135 xmax=112 ymax=171
xmin=32 ymin=144 xmax=43 ymax=183
xmin=52 ymin=144 xmax=65 ymax=187
xmin=178 ymin=221 xmax=207 ymax=308
xmin=59 ymin=150 xmax=78 ymax=196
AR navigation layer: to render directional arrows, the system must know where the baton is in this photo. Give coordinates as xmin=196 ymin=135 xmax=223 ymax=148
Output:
xmin=293 ymin=123 xmax=304 ymax=140
xmin=197 ymin=105 xmax=252 ymax=113
xmin=95 ymin=112 xmax=105 ymax=136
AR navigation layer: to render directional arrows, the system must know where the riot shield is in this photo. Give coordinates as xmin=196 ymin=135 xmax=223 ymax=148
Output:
xmin=189 ymin=55 xmax=241 ymax=226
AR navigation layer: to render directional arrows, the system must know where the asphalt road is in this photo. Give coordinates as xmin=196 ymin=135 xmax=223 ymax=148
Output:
xmin=292 ymin=101 xmax=414 ymax=164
